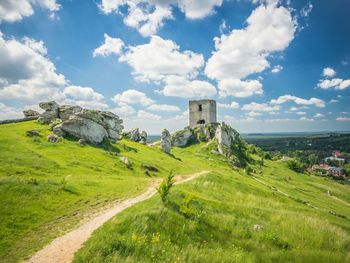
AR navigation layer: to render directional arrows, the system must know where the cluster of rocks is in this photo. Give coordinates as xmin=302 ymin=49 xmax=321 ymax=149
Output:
xmin=26 ymin=101 xmax=124 ymax=144
xmin=123 ymin=128 xmax=147 ymax=144
xmin=47 ymin=134 xmax=61 ymax=143
xmin=162 ymin=122 xmax=244 ymax=158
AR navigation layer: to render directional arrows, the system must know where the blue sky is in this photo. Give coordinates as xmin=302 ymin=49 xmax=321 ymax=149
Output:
xmin=0 ymin=0 xmax=349 ymax=134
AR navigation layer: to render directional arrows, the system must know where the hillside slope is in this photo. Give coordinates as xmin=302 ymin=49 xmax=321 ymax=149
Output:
xmin=0 ymin=121 xmax=210 ymax=262
xmin=74 ymin=147 xmax=350 ymax=262
xmin=1 ymin=121 xmax=350 ymax=263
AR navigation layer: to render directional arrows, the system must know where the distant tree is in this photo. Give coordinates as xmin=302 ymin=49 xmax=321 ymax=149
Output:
xmin=307 ymin=154 xmax=319 ymax=167
xmin=287 ymin=159 xmax=307 ymax=173
xmin=343 ymin=164 xmax=350 ymax=177
xmin=157 ymin=172 xmax=175 ymax=203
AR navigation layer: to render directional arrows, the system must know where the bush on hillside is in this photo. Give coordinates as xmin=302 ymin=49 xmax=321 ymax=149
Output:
xmin=287 ymin=159 xmax=306 ymax=173
xmin=157 ymin=172 xmax=175 ymax=203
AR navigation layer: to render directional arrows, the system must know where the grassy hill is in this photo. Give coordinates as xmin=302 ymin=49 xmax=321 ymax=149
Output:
xmin=73 ymin=148 xmax=350 ymax=262
xmin=0 ymin=121 xmax=209 ymax=262
xmin=0 ymin=121 xmax=350 ymax=262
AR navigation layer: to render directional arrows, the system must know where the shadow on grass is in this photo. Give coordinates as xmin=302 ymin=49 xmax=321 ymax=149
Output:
xmin=166 ymin=152 xmax=182 ymax=161
xmin=64 ymin=135 xmax=120 ymax=154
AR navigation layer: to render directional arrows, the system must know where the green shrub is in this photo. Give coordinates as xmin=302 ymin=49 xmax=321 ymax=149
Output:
xmin=179 ymin=193 xmax=195 ymax=218
xmin=157 ymin=172 xmax=175 ymax=203
xmin=287 ymin=159 xmax=306 ymax=173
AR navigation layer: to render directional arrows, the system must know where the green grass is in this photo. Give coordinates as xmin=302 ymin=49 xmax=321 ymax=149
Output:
xmin=0 ymin=121 xmax=208 ymax=262
xmin=1 ymin=120 xmax=350 ymax=262
xmin=73 ymin=148 xmax=350 ymax=263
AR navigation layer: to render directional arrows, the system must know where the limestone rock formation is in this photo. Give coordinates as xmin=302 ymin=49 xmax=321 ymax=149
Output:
xmin=55 ymin=116 xmax=108 ymax=144
xmin=23 ymin=109 xmax=39 ymax=118
xmin=124 ymin=128 xmax=141 ymax=142
xmin=171 ymin=127 xmax=194 ymax=147
xmin=215 ymin=122 xmax=239 ymax=156
xmin=161 ymin=129 xmax=171 ymax=153
xmin=58 ymin=105 xmax=82 ymax=121
xmin=38 ymin=101 xmax=59 ymax=124
xmin=140 ymin=131 xmax=147 ymax=144
xmin=53 ymin=108 xmax=123 ymax=144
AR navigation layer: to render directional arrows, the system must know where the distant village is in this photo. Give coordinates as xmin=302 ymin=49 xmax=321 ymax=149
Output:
xmin=307 ymin=151 xmax=350 ymax=180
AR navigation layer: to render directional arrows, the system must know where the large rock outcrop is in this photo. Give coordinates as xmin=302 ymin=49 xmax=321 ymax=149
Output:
xmin=171 ymin=123 xmax=219 ymax=147
xmin=124 ymin=128 xmax=141 ymax=142
xmin=215 ymin=122 xmax=240 ymax=156
xmin=140 ymin=131 xmax=147 ymax=144
xmin=161 ymin=129 xmax=171 ymax=153
xmin=38 ymin=101 xmax=59 ymax=124
xmin=171 ymin=127 xmax=194 ymax=147
xmin=54 ymin=109 xmax=123 ymax=144
xmin=58 ymin=105 xmax=82 ymax=121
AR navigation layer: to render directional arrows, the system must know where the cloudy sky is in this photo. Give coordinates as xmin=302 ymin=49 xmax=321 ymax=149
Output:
xmin=0 ymin=0 xmax=349 ymax=134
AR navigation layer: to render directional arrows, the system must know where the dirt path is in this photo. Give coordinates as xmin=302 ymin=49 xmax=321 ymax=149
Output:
xmin=27 ymin=170 xmax=209 ymax=263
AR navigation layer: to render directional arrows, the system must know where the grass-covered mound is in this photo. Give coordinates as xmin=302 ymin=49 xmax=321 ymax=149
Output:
xmin=74 ymin=145 xmax=350 ymax=263
xmin=0 ymin=121 xmax=211 ymax=262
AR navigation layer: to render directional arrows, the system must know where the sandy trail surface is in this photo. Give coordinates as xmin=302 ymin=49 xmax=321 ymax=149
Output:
xmin=27 ymin=170 xmax=209 ymax=263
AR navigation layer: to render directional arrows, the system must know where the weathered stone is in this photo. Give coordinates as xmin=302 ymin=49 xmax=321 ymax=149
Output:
xmin=23 ymin=109 xmax=39 ymax=118
xmin=125 ymin=128 xmax=141 ymax=142
xmin=59 ymin=105 xmax=82 ymax=121
xmin=171 ymin=127 xmax=193 ymax=147
xmin=26 ymin=130 xmax=40 ymax=137
xmin=253 ymin=224 xmax=264 ymax=231
xmin=140 ymin=131 xmax=147 ymax=144
xmin=53 ymin=125 xmax=65 ymax=137
xmin=119 ymin=156 xmax=131 ymax=168
xmin=38 ymin=101 xmax=59 ymax=124
xmin=56 ymin=116 xmax=108 ymax=144
xmin=78 ymin=139 xmax=86 ymax=146
xmin=100 ymin=111 xmax=123 ymax=131
xmin=47 ymin=134 xmax=61 ymax=143
xmin=75 ymin=109 xmax=105 ymax=126
xmin=39 ymin=101 xmax=59 ymax=111
xmin=161 ymin=129 xmax=171 ymax=153
xmin=215 ymin=122 xmax=239 ymax=156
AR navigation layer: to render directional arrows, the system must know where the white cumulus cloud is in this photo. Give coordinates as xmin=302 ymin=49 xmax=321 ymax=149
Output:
xmin=242 ymin=102 xmax=279 ymax=112
xmin=0 ymin=32 xmax=109 ymax=118
xmin=205 ymin=2 xmax=296 ymax=94
xmin=270 ymin=95 xmax=325 ymax=107
xmin=323 ymin=67 xmax=336 ymax=78
xmin=119 ymin=35 xmax=204 ymax=82
xmin=159 ymin=75 xmax=217 ymax=98
xmin=217 ymin=101 xmax=239 ymax=109
xmin=112 ymin=89 xmax=154 ymax=106
xmin=271 ymin=65 xmax=283 ymax=73
xmin=0 ymin=0 xmax=60 ymax=23
xmin=218 ymin=79 xmax=263 ymax=98
xmin=148 ymin=104 xmax=181 ymax=112
xmin=99 ymin=0 xmax=222 ymax=36
xmin=93 ymin=34 xmax=124 ymax=57
xmin=137 ymin=110 xmax=161 ymax=120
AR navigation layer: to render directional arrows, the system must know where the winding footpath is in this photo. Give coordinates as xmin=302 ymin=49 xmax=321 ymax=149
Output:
xmin=27 ymin=170 xmax=209 ymax=263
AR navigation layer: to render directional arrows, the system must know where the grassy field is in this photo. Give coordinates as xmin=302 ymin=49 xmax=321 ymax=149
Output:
xmin=0 ymin=121 xmax=208 ymax=262
xmin=1 ymin=120 xmax=350 ymax=262
xmin=74 ymin=145 xmax=350 ymax=263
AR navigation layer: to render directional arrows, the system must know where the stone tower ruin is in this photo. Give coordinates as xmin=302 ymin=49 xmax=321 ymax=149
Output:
xmin=189 ymin=99 xmax=217 ymax=128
